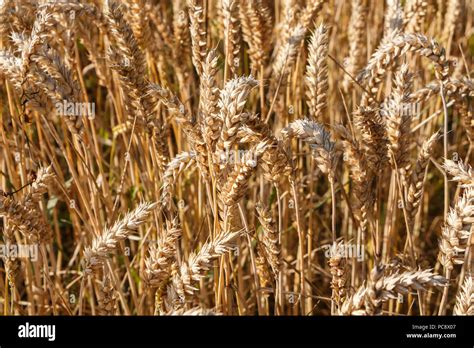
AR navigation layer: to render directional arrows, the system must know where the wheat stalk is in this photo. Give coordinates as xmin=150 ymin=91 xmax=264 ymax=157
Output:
xmin=406 ymin=132 xmax=439 ymax=227
xmin=222 ymin=0 xmax=240 ymax=76
xmin=239 ymin=0 xmax=272 ymax=73
xmin=444 ymin=159 xmax=474 ymax=188
xmin=256 ymin=201 xmax=281 ymax=279
xmin=187 ymin=0 xmax=207 ymax=75
xmin=438 ymin=187 xmax=474 ymax=272
xmin=143 ymin=217 xmax=182 ymax=288
xmin=83 ymin=201 xmax=157 ymax=274
xmin=215 ymin=75 xmax=258 ymax=165
xmin=281 ymin=119 xmax=336 ymax=182
xmin=160 ymin=151 xmax=196 ymax=211
xmin=454 ymin=275 xmax=473 ymax=315
xmin=96 ymin=275 xmax=117 ymax=315
xmin=343 ymin=0 xmax=367 ymax=91
xmin=385 ymin=63 xmax=413 ymax=170
xmin=305 ymin=23 xmax=328 ymax=120
xmin=358 ymin=33 xmax=451 ymax=104
xmin=404 ymin=0 xmax=428 ymax=33
xmin=173 ymin=230 xmax=241 ymax=298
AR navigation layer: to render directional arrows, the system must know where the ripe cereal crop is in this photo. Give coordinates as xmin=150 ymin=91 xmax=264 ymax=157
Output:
xmin=0 ymin=0 xmax=473 ymax=316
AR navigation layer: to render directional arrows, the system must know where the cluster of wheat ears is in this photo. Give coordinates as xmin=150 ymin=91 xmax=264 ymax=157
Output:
xmin=0 ymin=0 xmax=472 ymax=316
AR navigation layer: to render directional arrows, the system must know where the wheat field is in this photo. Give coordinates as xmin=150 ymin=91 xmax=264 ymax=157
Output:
xmin=0 ymin=0 xmax=472 ymax=316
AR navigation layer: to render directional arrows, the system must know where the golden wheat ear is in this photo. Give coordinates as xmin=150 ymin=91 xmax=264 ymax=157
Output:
xmin=83 ymin=201 xmax=157 ymax=275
